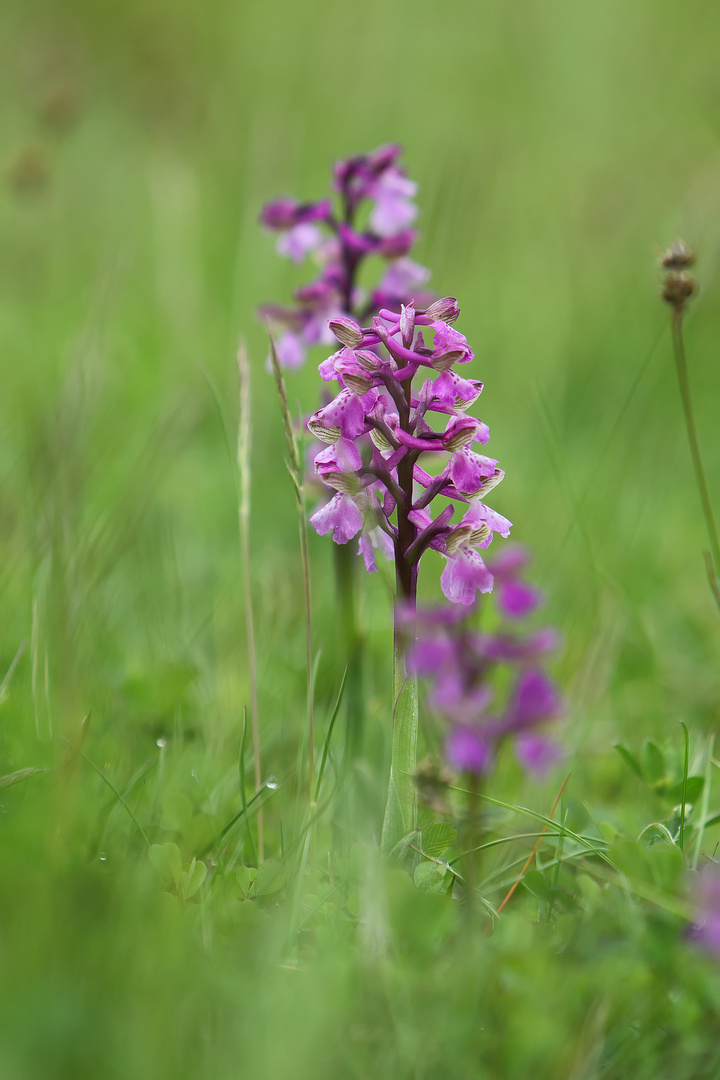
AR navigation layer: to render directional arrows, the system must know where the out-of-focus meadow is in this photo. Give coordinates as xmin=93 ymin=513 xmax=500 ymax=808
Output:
xmin=1 ymin=1 xmax=720 ymax=1076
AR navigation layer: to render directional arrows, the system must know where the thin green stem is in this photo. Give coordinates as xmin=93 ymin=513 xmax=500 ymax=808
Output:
xmin=268 ymin=336 xmax=315 ymax=805
xmin=237 ymin=342 xmax=263 ymax=860
xmin=671 ymin=310 xmax=720 ymax=592
xmin=334 ymin=543 xmax=365 ymax=761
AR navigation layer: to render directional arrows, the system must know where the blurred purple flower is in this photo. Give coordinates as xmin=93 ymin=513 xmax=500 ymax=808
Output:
xmin=690 ymin=870 xmax=720 ymax=957
xmin=407 ymin=549 xmax=563 ymax=776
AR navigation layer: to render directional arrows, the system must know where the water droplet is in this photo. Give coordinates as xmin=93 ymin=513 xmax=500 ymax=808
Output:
xmin=265 ymin=776 xmax=279 ymax=790
xmin=156 ymin=737 xmax=167 ymax=749
xmin=191 ymin=769 xmax=198 ymax=780
xmin=99 ymin=852 xmax=107 ymax=862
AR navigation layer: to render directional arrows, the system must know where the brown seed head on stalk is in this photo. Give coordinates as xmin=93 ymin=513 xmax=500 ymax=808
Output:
xmin=660 ymin=240 xmax=697 ymax=312
xmin=662 ymin=270 xmax=697 ymax=312
xmin=661 ymin=239 xmax=695 ymax=271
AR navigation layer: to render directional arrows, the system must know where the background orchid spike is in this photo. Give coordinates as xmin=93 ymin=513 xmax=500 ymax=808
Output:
xmin=404 ymin=545 xmax=563 ymax=776
xmin=307 ymin=298 xmax=511 ymax=606
xmin=258 ymin=145 xmax=432 ymax=369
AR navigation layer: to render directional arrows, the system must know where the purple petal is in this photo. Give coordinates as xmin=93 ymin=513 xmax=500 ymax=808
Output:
xmin=358 ymin=532 xmax=377 ymax=572
xmin=408 ymin=638 xmax=456 ymax=676
xmin=508 ymin=670 xmax=562 ymax=728
xmin=441 ymin=551 xmax=494 ymax=606
xmin=276 ymin=223 xmax=324 ymax=263
xmin=445 ymin=725 xmax=492 ymax=773
xmin=460 ymin=502 xmax=512 ymax=547
xmin=449 ymin=450 xmax=498 ymax=497
xmin=272 ymin=332 xmax=306 ymax=371
xmin=310 ymin=493 xmax=363 ymax=544
xmin=498 ymin=580 xmax=541 ymax=619
xmin=515 ymin=735 xmax=564 ymax=777
xmin=376 ymin=258 xmax=430 ymax=299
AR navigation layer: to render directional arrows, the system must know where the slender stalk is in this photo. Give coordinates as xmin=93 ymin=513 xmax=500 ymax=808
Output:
xmin=237 ymin=342 xmax=263 ymax=860
xmin=671 ymin=309 xmax=720 ymax=605
xmin=463 ymin=772 xmax=482 ymax=925
xmin=298 ymin=481 xmax=316 ymax=803
xmin=381 ymin=389 xmax=420 ymax=854
xmin=268 ymin=337 xmax=315 ymax=803
xmin=334 ymin=543 xmax=364 ymax=761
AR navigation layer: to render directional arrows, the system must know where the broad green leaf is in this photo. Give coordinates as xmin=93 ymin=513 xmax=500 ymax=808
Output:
xmin=647 ymin=842 xmax=685 ymax=889
xmin=234 ymin=865 xmax=256 ymax=898
xmin=162 ymin=793 xmax=193 ymax=832
xmin=523 ymin=870 xmax=554 ymax=903
xmin=251 ymin=860 xmax=287 ymax=898
xmin=414 ymin=861 xmax=446 ymax=893
xmin=638 ymin=822 xmax=675 ymax=847
xmin=667 ymin=776 xmax=704 ymax=804
xmin=642 ymin=740 xmax=666 ymax=784
xmin=614 ymin=743 xmax=643 ymax=780
xmin=421 ymin=822 xmax=457 ymax=858
xmin=149 ymin=842 xmax=183 ymax=888
xmin=609 ymin=838 xmax=652 ymax=882
xmin=181 ymin=858 xmax=207 ymax=900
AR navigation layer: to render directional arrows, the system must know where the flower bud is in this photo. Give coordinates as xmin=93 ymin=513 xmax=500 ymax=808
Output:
xmin=329 ymin=317 xmax=364 ymax=348
xmin=425 ymin=297 xmax=460 ymax=324
xmin=400 ymin=302 xmax=416 ymax=349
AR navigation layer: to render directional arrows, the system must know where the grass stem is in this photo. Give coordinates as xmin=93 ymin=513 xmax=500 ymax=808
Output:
xmin=671 ymin=310 xmax=720 ymax=607
xmin=268 ymin=336 xmax=315 ymax=804
xmin=237 ymin=342 xmax=264 ymax=860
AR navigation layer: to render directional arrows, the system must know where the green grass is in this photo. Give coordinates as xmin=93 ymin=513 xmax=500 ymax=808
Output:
xmin=2 ymin=0 xmax=720 ymax=1076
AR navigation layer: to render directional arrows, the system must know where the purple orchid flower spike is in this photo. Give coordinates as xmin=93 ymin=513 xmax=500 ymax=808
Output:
xmin=307 ymin=298 xmax=511 ymax=607
xmin=259 ymin=146 xmax=431 ymax=370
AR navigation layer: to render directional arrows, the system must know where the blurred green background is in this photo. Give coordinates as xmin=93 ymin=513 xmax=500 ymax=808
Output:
xmin=1 ymin=0 xmax=720 ymax=1076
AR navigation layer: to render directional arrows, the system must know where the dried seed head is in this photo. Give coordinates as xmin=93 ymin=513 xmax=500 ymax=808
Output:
xmin=661 ymin=240 xmax=695 ymax=271
xmin=662 ymin=270 xmax=697 ymax=311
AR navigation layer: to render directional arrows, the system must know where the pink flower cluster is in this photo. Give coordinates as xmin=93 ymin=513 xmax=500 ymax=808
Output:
xmin=307 ymin=299 xmax=511 ymax=606
xmin=406 ymin=547 xmax=563 ymax=776
xmin=259 ymin=145 xmax=431 ymax=370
